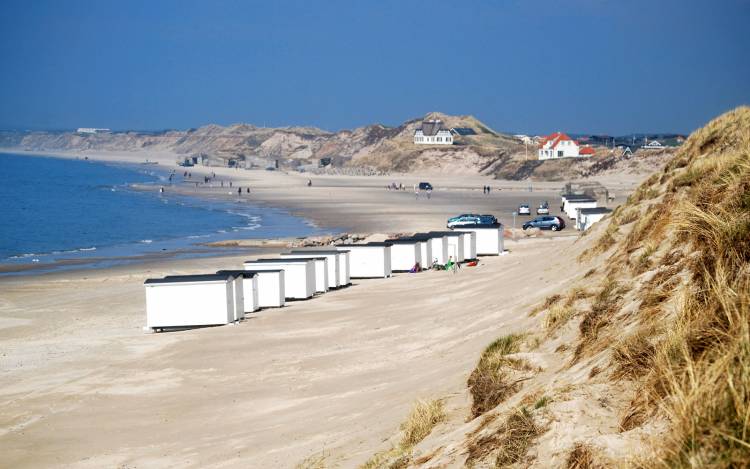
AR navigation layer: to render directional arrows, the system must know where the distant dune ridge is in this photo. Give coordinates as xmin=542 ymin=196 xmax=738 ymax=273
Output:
xmin=0 ymin=112 xmax=673 ymax=180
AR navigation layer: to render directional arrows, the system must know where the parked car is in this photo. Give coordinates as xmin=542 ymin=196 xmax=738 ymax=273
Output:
xmin=537 ymin=201 xmax=550 ymax=215
xmin=447 ymin=213 xmax=481 ymax=228
xmin=418 ymin=182 xmax=433 ymax=191
xmin=447 ymin=213 xmax=498 ymax=228
xmin=522 ymin=216 xmax=565 ymax=231
xmin=518 ymin=204 xmax=531 ymax=216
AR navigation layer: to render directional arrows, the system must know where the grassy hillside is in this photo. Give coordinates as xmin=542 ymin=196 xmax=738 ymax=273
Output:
xmin=351 ymin=106 xmax=750 ymax=467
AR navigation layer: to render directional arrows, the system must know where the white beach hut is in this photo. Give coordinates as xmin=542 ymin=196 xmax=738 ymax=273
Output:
xmin=337 ymin=243 xmax=392 ymax=278
xmin=414 ymin=233 xmax=449 ymax=265
xmin=144 ymin=273 xmax=237 ymax=331
xmin=460 ymin=230 xmax=477 ymax=260
xmin=413 ymin=238 xmax=433 ymax=269
xmin=387 ymin=238 xmax=423 ymax=272
xmin=242 ymin=269 xmax=285 ymax=308
xmin=216 ymin=270 xmax=259 ymax=314
xmin=565 ymin=198 xmax=597 ymax=220
xmin=576 ymin=207 xmax=612 ymax=231
xmin=295 ymin=248 xmax=350 ymax=287
xmin=243 ymin=259 xmax=315 ymax=300
xmin=430 ymin=231 xmax=465 ymax=263
xmin=287 ymin=250 xmax=340 ymax=289
xmin=561 ymin=194 xmax=594 ymax=214
xmin=453 ymin=225 xmax=504 ymax=255
xmin=280 ymin=253 xmax=328 ymax=293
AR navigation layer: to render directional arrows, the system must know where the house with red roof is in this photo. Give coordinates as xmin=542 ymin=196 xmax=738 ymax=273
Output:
xmin=538 ymin=132 xmax=593 ymax=160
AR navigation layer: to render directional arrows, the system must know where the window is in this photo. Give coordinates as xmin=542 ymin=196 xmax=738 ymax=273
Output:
xmin=558 ymin=150 xmax=564 ymax=157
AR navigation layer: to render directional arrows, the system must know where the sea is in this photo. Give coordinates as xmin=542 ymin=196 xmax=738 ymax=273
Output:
xmin=0 ymin=153 xmax=328 ymax=275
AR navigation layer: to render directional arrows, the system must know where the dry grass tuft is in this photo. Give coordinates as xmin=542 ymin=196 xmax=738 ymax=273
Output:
xmin=466 ymin=407 xmax=543 ymax=467
xmin=573 ymin=280 xmax=623 ymax=361
xmin=359 ymin=398 xmax=446 ymax=468
xmin=467 ymin=334 xmax=534 ymax=417
xmin=612 ymin=330 xmax=656 ymax=380
xmin=580 ymin=223 xmax=620 ymax=260
xmin=399 ymin=399 xmax=446 ymax=448
xmin=565 ymin=442 xmax=601 ymax=469
xmin=543 ymin=303 xmax=576 ymax=332
xmin=296 ymin=452 xmax=328 ymax=469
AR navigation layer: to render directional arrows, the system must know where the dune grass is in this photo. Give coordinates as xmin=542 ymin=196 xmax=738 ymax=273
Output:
xmin=359 ymin=398 xmax=446 ymax=469
xmin=466 ymin=407 xmax=543 ymax=467
xmin=467 ymin=334 xmax=531 ymax=417
xmin=577 ymin=107 xmax=750 ymax=466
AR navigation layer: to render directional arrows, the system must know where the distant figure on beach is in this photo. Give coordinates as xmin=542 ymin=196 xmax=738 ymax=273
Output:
xmin=307 ymin=179 xmax=312 ymax=187
xmin=246 ymin=187 xmax=250 ymax=193
xmin=221 ymin=181 xmax=224 ymax=187
xmin=237 ymin=187 xmax=241 ymax=195
xmin=415 ymin=187 xmax=419 ymax=199
xmin=487 ymin=186 xmax=491 ymax=194
xmin=159 ymin=186 xmax=164 ymax=193
xmin=188 ymin=172 xmax=192 ymax=178
xmin=229 ymin=181 xmax=232 ymax=188
xmin=426 ymin=188 xmax=432 ymax=199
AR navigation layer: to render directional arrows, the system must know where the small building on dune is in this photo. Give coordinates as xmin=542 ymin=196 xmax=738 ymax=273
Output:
xmin=414 ymin=119 xmax=453 ymax=145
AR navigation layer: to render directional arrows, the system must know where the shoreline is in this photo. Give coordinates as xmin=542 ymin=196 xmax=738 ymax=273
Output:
xmin=0 ymin=150 xmax=335 ymax=277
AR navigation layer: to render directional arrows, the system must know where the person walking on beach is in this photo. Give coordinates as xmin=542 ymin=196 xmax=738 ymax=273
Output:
xmin=246 ymin=187 xmax=250 ymax=193
xmin=426 ymin=188 xmax=432 ymax=199
xmin=229 ymin=181 xmax=232 ymax=188
xmin=307 ymin=179 xmax=312 ymax=187
xmin=238 ymin=187 xmax=241 ymax=195
xmin=415 ymin=186 xmax=419 ymax=200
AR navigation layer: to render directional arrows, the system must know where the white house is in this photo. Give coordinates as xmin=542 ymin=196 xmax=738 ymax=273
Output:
xmin=641 ymin=140 xmax=664 ymax=149
xmin=538 ymin=132 xmax=589 ymax=160
xmin=414 ymin=119 xmax=453 ymax=145
xmin=144 ymin=273 xmax=238 ymax=331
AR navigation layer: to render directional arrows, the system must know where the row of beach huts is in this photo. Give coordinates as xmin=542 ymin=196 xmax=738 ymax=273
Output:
xmin=560 ymin=193 xmax=612 ymax=231
xmin=143 ymin=225 xmax=505 ymax=332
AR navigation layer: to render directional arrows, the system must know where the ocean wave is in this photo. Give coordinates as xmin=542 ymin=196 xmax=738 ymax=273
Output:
xmin=79 ymin=247 xmax=97 ymax=251
xmin=141 ymin=239 xmax=153 ymax=244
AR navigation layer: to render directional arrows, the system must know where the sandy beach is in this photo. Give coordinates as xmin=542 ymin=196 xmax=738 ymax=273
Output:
xmin=0 ymin=149 xmax=638 ymax=468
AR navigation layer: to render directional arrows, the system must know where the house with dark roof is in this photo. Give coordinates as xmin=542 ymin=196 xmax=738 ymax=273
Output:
xmin=414 ymin=119 xmax=453 ymax=145
xmin=538 ymin=132 xmax=591 ymax=160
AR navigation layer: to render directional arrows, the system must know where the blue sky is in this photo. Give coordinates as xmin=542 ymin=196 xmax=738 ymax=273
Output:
xmin=1 ymin=0 xmax=748 ymax=134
